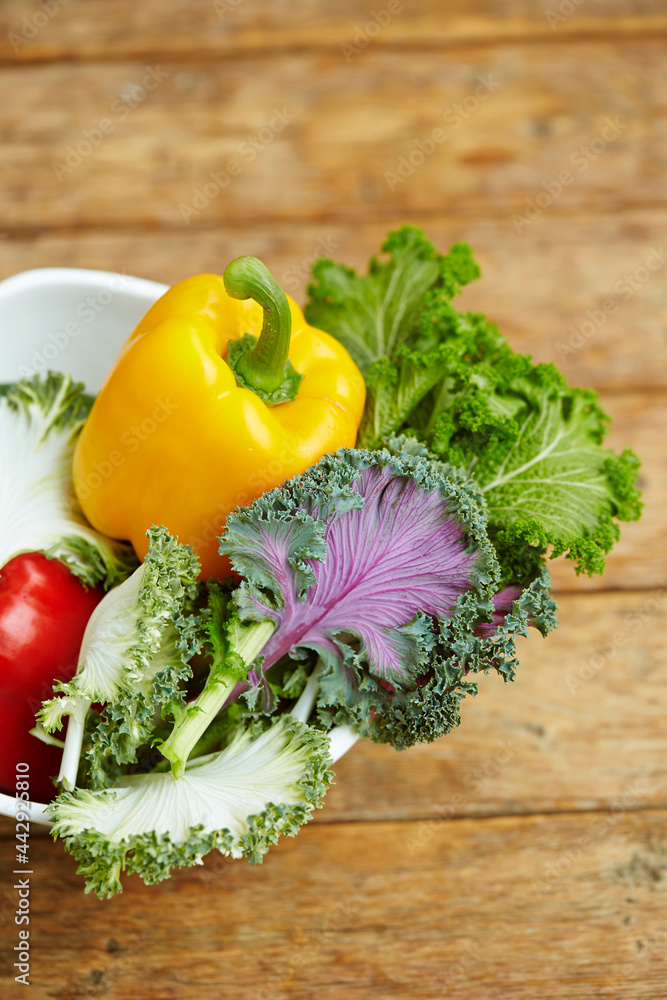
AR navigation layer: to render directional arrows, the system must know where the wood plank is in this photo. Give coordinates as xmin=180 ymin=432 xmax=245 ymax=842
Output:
xmin=1 ymin=810 xmax=666 ymax=998
xmin=1 ymin=211 xmax=665 ymax=393
xmin=323 ymin=589 xmax=667 ymax=822
xmin=1 ymin=42 xmax=666 ymax=229
xmin=1 ymin=1 xmax=666 ymax=63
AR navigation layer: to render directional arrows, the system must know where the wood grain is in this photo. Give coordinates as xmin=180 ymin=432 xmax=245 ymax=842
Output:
xmin=1 ymin=42 xmax=666 ymax=231
xmin=2 ymin=210 xmax=666 ymax=392
xmin=1 ymin=809 xmax=666 ymax=999
xmin=1 ymin=0 xmax=666 ymax=63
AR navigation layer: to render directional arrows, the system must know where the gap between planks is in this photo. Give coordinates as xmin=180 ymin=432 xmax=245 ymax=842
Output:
xmin=6 ymin=200 xmax=667 ymax=237
xmin=2 ymin=24 xmax=667 ymax=68
xmin=3 ymin=803 xmax=667 ymax=845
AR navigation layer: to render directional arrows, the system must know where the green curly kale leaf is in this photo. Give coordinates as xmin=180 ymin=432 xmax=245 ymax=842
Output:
xmin=417 ymin=365 xmax=642 ymax=578
xmin=306 ymin=227 xmax=480 ymax=448
xmin=305 ymin=227 xmax=642 ymax=579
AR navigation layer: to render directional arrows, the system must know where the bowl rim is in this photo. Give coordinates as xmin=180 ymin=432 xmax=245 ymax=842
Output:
xmin=0 ymin=265 xmax=168 ymax=301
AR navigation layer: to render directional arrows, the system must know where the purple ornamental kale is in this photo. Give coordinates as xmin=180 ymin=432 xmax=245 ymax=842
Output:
xmin=220 ymin=448 xmax=500 ymax=704
xmin=474 ymin=585 xmax=523 ymax=639
xmin=240 ymin=462 xmax=482 ymax=684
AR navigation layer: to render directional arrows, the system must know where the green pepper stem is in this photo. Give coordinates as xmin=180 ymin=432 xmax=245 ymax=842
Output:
xmin=224 ymin=256 xmax=292 ymax=396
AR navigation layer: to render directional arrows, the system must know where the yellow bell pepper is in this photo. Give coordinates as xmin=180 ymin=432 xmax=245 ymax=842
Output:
xmin=73 ymin=257 xmax=365 ymax=579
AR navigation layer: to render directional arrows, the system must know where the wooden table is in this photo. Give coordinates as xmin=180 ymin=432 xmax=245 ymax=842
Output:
xmin=0 ymin=3 xmax=665 ymax=997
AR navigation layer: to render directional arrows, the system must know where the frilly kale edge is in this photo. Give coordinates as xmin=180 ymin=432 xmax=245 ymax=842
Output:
xmin=47 ymin=717 xmax=334 ymax=898
xmin=319 ymin=567 xmax=557 ymax=751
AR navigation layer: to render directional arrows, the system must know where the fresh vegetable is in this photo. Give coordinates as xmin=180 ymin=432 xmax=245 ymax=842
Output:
xmin=48 ymin=716 xmax=333 ymax=899
xmin=0 ymin=552 xmax=104 ymax=802
xmin=39 ymin=527 xmax=202 ymax=791
xmin=72 ymin=257 xmax=365 ymax=579
xmin=0 ymin=373 xmax=135 ymax=588
xmin=305 ymin=227 xmax=642 ymax=580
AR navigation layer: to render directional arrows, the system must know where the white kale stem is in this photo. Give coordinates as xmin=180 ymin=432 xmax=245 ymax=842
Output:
xmin=290 ymin=661 xmax=322 ymax=723
xmin=57 ymin=698 xmax=91 ymax=791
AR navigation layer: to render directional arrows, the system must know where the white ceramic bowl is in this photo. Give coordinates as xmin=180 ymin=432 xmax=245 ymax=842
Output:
xmin=0 ymin=267 xmax=358 ymax=823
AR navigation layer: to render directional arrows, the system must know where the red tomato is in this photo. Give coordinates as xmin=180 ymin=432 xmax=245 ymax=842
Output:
xmin=0 ymin=553 xmax=104 ymax=802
